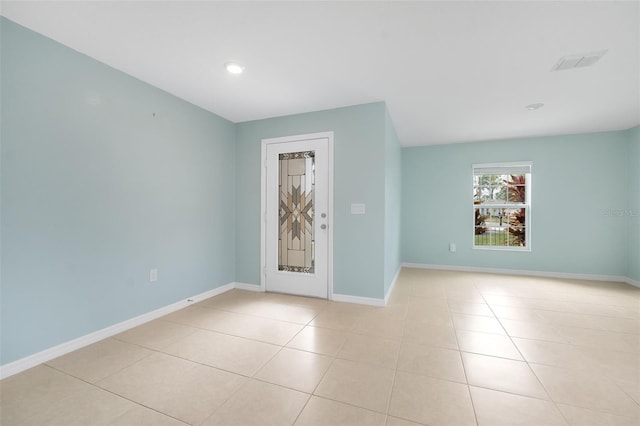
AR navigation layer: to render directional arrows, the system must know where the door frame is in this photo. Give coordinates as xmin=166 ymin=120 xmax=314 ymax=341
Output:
xmin=260 ymin=131 xmax=334 ymax=299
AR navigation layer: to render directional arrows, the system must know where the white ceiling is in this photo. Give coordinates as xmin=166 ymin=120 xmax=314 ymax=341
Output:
xmin=1 ymin=1 xmax=639 ymax=146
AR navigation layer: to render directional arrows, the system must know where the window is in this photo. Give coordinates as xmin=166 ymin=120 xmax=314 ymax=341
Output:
xmin=473 ymin=162 xmax=532 ymax=250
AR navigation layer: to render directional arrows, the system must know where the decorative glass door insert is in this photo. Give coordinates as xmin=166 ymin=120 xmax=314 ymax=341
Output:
xmin=278 ymin=151 xmax=315 ymax=273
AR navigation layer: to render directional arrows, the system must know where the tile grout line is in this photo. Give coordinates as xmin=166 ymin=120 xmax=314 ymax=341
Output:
xmin=289 ymin=355 xmax=341 ymax=425
xmin=480 ymin=291 xmax=528 ymax=363
xmin=197 ymin=310 xmax=327 ymax=426
xmin=45 ymin=336 xmax=158 ymax=382
xmin=270 ymin=301 xmax=350 ymax=426
xmin=454 ymin=281 xmax=481 ymax=426
xmin=477 ymin=282 xmax=568 ymax=417
xmin=159 ymin=315 xmax=302 ymax=348
xmin=382 ymin=302 xmax=408 ymax=424
xmin=483 ymin=291 xmax=640 ymax=404
xmin=478 ymin=283 xmax=629 ymax=424
xmin=43 ymin=363 xmax=191 ymax=426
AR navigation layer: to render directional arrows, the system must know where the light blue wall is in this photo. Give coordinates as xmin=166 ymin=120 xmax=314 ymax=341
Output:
xmin=1 ymin=18 xmax=236 ymax=364
xmin=384 ymin=108 xmax=402 ymax=294
xmin=3 ymin=16 xmax=637 ymax=369
xmin=402 ymin=131 xmax=629 ymax=277
xmin=627 ymin=127 xmax=640 ymax=281
xmin=235 ymin=103 xmax=387 ymax=299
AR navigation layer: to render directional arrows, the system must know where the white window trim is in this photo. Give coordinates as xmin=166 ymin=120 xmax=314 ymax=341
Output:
xmin=472 ymin=161 xmax=532 ymax=252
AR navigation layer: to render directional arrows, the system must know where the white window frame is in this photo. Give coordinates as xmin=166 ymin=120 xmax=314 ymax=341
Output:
xmin=472 ymin=162 xmax=532 ymax=251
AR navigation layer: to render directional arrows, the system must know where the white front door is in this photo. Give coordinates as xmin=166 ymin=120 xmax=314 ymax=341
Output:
xmin=261 ymin=132 xmax=333 ymax=299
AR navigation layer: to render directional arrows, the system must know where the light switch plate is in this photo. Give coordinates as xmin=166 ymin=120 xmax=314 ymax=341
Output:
xmin=351 ymin=203 xmax=366 ymax=214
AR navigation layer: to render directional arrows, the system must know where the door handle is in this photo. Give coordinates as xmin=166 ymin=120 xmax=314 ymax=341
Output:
xmin=320 ymin=224 xmax=327 ymax=230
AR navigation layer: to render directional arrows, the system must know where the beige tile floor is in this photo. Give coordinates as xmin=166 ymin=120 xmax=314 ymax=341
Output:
xmin=2 ymin=268 xmax=639 ymax=425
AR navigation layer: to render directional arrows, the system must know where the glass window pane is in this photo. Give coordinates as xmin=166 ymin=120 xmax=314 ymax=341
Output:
xmin=278 ymin=151 xmax=315 ymax=273
xmin=506 ymin=207 xmax=526 ymax=246
xmin=475 ymin=207 xmax=527 ymax=247
xmin=505 ymin=174 xmax=526 ymax=203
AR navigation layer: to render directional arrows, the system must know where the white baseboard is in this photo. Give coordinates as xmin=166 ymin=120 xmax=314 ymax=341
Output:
xmin=402 ymin=263 xmax=639 ymax=288
xmin=384 ymin=266 xmax=402 ymax=305
xmin=236 ymin=280 xmax=388 ymax=306
xmin=0 ymin=283 xmax=236 ymax=380
xmin=332 ymin=293 xmax=385 ymax=307
xmin=233 ymin=282 xmax=263 ymax=292
xmin=624 ymin=277 xmax=640 ymax=288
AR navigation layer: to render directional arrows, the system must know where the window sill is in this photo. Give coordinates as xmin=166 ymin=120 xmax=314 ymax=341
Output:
xmin=473 ymin=246 xmax=531 ymax=252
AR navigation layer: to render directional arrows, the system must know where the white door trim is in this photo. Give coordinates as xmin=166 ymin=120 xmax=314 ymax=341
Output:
xmin=260 ymin=131 xmax=334 ymax=299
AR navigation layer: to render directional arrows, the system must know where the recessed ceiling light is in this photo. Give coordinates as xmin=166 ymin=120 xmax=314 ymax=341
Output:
xmin=225 ymin=62 xmax=245 ymax=75
xmin=525 ymin=103 xmax=544 ymax=111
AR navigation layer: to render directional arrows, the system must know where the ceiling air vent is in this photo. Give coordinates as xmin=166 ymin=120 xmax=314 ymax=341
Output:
xmin=551 ymin=50 xmax=608 ymax=71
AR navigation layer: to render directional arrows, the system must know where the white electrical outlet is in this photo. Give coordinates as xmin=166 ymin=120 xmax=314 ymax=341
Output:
xmin=149 ymin=268 xmax=158 ymax=282
xmin=449 ymin=243 xmax=456 ymax=252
